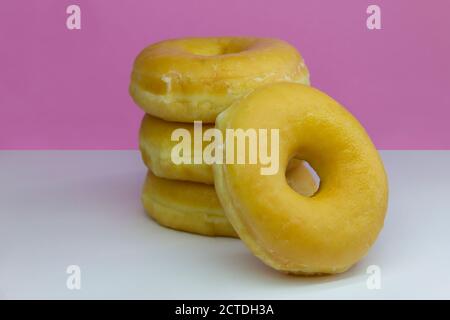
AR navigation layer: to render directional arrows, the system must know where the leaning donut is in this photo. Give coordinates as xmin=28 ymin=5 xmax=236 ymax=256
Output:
xmin=130 ymin=37 xmax=310 ymax=123
xmin=213 ymin=83 xmax=388 ymax=274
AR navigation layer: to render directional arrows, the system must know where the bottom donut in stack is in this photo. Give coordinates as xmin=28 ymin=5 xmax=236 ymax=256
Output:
xmin=142 ymin=170 xmax=237 ymax=237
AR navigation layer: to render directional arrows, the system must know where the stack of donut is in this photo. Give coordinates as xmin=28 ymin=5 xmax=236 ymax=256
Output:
xmin=130 ymin=37 xmax=313 ymax=237
xmin=129 ymin=37 xmax=388 ymax=275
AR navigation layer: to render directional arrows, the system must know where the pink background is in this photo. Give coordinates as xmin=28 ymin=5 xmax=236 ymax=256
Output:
xmin=1 ymin=0 xmax=449 ymax=149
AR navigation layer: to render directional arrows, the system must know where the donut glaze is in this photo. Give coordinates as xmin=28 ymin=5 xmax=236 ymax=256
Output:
xmin=130 ymin=37 xmax=310 ymax=123
xmin=213 ymin=83 xmax=388 ymax=274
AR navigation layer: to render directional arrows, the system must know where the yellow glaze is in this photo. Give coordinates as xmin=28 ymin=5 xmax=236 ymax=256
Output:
xmin=130 ymin=37 xmax=310 ymax=123
xmin=213 ymin=83 xmax=389 ymax=274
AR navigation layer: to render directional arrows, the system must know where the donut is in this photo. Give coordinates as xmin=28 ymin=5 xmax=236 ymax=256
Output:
xmin=142 ymin=170 xmax=237 ymax=237
xmin=213 ymin=83 xmax=389 ymax=274
xmin=139 ymin=114 xmax=214 ymax=184
xmin=130 ymin=37 xmax=310 ymax=123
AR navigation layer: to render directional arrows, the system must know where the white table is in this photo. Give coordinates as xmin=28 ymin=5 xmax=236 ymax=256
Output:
xmin=1 ymin=150 xmax=449 ymax=299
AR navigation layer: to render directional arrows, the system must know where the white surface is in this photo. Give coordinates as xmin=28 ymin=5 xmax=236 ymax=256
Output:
xmin=0 ymin=150 xmax=449 ymax=299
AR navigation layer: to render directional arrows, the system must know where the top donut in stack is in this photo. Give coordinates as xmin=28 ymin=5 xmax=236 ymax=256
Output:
xmin=130 ymin=37 xmax=310 ymax=123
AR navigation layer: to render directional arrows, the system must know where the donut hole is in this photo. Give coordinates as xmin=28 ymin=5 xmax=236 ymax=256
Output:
xmin=285 ymin=158 xmax=320 ymax=197
xmin=183 ymin=41 xmax=247 ymax=56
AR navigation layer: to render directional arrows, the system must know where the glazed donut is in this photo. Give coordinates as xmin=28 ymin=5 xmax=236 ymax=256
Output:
xmin=139 ymin=114 xmax=214 ymax=184
xmin=130 ymin=37 xmax=310 ymax=123
xmin=142 ymin=170 xmax=237 ymax=237
xmin=213 ymin=83 xmax=388 ymax=274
